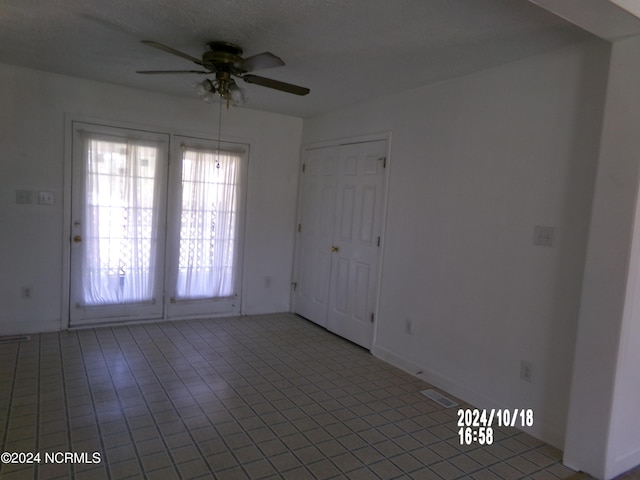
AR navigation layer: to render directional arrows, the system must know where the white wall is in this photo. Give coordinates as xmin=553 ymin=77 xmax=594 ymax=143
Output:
xmin=0 ymin=63 xmax=302 ymax=335
xmin=564 ymin=35 xmax=640 ymax=479
xmin=302 ymin=39 xmax=610 ymax=448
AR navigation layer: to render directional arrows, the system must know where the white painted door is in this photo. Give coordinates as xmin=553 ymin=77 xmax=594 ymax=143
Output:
xmin=327 ymin=141 xmax=387 ymax=348
xmin=294 ymin=139 xmax=387 ymax=349
xmin=294 ymin=146 xmax=339 ymax=326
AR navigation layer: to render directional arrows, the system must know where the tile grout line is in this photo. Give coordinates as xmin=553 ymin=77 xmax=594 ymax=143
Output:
xmin=75 ymin=329 xmax=114 ymax=480
xmin=189 ymin=316 xmax=361 ymax=480
xmin=134 ymin=321 xmax=218 ymax=478
xmin=190 ymin=317 xmax=419 ymax=480
xmin=95 ymin=326 xmax=150 ymax=480
xmin=124 ymin=323 xmax=190 ymax=479
xmin=179 ymin=318 xmax=311 ymax=479
xmin=0 ymin=342 xmax=19 ymax=478
xmin=34 ymin=334 xmax=42 ymax=480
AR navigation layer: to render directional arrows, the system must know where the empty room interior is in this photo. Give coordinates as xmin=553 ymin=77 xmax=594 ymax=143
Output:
xmin=2 ymin=1 xmax=640 ymax=479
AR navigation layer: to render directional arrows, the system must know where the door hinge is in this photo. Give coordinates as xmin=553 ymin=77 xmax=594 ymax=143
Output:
xmin=377 ymin=236 xmax=381 ymax=247
xmin=380 ymin=156 xmax=387 ymax=168
xmin=370 ymin=313 xmax=375 ymax=323
xmin=297 ymin=223 xmax=302 ymax=233
xmin=292 ymin=282 xmax=297 ymax=291
xmin=302 ymin=163 xmax=306 ymax=173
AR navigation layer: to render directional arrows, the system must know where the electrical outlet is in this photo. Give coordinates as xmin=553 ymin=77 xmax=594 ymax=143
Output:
xmin=405 ymin=318 xmax=413 ymax=335
xmin=520 ymin=360 xmax=532 ymax=382
xmin=533 ymin=226 xmax=554 ymax=247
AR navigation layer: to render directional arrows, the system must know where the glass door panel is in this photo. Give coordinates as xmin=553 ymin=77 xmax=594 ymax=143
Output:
xmin=70 ymin=123 xmax=168 ymax=325
xmin=165 ymin=137 xmax=247 ymax=318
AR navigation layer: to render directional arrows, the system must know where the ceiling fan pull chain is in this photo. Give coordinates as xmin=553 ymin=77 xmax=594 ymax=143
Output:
xmin=216 ymin=99 xmax=222 ymax=168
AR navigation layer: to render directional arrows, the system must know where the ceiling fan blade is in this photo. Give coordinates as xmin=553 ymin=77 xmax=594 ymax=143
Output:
xmin=236 ymin=52 xmax=285 ymax=73
xmin=141 ymin=40 xmax=206 ymax=66
xmin=241 ymin=74 xmax=310 ymax=96
xmin=137 ymin=70 xmax=209 ymax=74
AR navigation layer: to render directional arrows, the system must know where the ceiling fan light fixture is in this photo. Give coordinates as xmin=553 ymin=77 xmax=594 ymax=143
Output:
xmin=229 ymin=84 xmax=246 ymax=107
xmin=195 ymin=79 xmax=215 ymax=96
xmin=194 ymin=76 xmax=245 ymax=107
xmin=201 ymin=91 xmax=217 ymax=104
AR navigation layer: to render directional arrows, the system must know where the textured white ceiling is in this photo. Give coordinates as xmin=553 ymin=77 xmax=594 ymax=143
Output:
xmin=0 ymin=0 xmax=597 ymax=117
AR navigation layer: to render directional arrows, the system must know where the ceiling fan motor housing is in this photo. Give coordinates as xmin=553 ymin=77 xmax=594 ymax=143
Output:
xmin=203 ymin=41 xmax=244 ymax=69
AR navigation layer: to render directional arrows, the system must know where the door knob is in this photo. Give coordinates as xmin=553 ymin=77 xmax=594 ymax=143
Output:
xmin=73 ymin=235 xmax=82 ymax=243
xmin=331 ymin=245 xmax=339 ymax=253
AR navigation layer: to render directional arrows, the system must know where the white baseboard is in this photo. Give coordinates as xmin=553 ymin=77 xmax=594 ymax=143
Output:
xmin=371 ymin=344 xmax=565 ymax=449
xmin=0 ymin=319 xmax=61 ymax=336
xmin=608 ymin=446 xmax=640 ymax=479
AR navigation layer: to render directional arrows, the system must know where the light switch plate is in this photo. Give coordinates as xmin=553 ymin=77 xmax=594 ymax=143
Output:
xmin=38 ymin=191 xmax=55 ymax=206
xmin=16 ymin=190 xmax=33 ymax=204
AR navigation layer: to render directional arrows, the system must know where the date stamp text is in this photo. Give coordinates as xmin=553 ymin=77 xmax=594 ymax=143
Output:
xmin=457 ymin=408 xmax=534 ymax=445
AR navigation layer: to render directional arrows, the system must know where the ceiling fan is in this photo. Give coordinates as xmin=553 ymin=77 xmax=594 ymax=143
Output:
xmin=137 ymin=40 xmax=310 ymax=105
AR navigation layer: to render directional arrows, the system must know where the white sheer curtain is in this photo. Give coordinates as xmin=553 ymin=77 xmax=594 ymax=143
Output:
xmin=176 ymin=147 xmax=240 ymax=299
xmin=82 ymin=134 xmax=161 ymax=305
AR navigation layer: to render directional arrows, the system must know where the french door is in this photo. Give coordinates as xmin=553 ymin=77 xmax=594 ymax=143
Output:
xmin=293 ymin=139 xmax=387 ymax=349
xmin=69 ymin=122 xmax=246 ymax=326
xmin=164 ymin=137 xmax=246 ymax=318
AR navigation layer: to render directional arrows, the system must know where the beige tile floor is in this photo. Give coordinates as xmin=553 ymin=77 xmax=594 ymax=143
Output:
xmin=0 ymin=313 xmax=582 ymax=479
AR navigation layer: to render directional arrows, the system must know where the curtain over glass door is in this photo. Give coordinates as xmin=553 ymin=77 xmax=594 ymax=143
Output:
xmin=70 ymin=123 xmax=168 ymax=325
xmin=69 ymin=123 xmax=246 ymax=326
xmin=164 ymin=137 xmax=246 ymax=318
